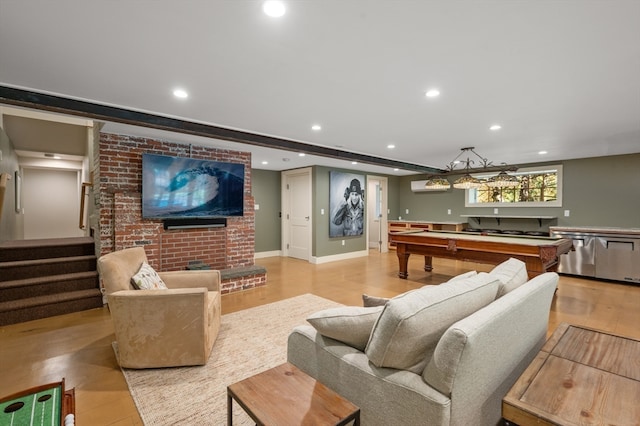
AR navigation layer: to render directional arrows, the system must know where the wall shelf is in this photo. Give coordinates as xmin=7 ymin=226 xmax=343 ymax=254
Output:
xmin=460 ymin=215 xmax=556 ymax=227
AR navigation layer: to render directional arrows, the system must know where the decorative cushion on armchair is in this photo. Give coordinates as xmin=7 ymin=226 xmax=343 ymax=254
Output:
xmin=97 ymin=246 xmax=221 ymax=368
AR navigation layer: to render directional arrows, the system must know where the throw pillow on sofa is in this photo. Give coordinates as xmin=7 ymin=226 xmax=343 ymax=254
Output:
xmin=365 ymin=273 xmax=500 ymax=374
xmin=362 ymin=294 xmax=391 ymax=307
xmin=489 ymin=258 xmax=528 ymax=297
xmin=447 ymin=270 xmax=477 ymax=282
xmin=307 ymin=305 xmax=385 ymax=351
xmin=131 ymin=262 xmax=168 ymax=290
xmin=362 ymin=271 xmax=478 ymax=307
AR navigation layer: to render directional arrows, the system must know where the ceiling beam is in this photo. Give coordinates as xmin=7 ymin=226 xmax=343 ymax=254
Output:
xmin=0 ymin=85 xmax=443 ymax=174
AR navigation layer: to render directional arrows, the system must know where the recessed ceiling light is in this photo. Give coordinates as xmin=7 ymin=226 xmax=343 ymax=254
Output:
xmin=173 ymin=89 xmax=188 ymax=99
xmin=394 ymin=168 xmax=399 ymax=171
xmin=263 ymin=1 xmax=285 ymax=17
xmin=351 ymin=161 xmax=358 ymax=165
xmin=489 ymin=124 xmax=502 ymax=131
xmin=261 ymin=161 xmax=268 ymax=165
xmin=298 ymin=153 xmax=306 ymax=157
xmin=387 ymin=144 xmax=396 ymax=149
xmin=311 ymin=124 xmax=322 ymax=131
xmin=538 ymin=150 xmax=548 ymax=155
xmin=425 ymin=89 xmax=440 ymax=98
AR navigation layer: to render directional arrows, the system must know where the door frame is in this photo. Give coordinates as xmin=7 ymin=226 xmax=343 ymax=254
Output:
xmin=281 ymin=167 xmax=312 ymax=261
xmin=366 ymin=175 xmax=389 ymax=253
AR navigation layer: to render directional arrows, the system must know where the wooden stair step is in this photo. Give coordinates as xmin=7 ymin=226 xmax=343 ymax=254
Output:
xmin=0 ymin=272 xmax=99 ymax=302
xmin=0 ymin=237 xmax=95 ymax=261
xmin=0 ymin=237 xmax=101 ymax=326
xmin=0 ymin=289 xmax=103 ymax=326
xmin=0 ymin=289 xmax=103 ymax=313
xmin=0 ymin=255 xmax=97 ymax=281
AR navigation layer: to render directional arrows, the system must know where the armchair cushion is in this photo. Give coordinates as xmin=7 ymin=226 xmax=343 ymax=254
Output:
xmin=131 ymin=262 xmax=168 ymax=290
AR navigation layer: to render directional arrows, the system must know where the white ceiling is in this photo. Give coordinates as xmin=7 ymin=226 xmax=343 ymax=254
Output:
xmin=1 ymin=0 xmax=639 ymax=175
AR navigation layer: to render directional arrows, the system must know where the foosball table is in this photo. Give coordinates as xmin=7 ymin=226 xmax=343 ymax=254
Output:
xmin=0 ymin=379 xmax=75 ymax=425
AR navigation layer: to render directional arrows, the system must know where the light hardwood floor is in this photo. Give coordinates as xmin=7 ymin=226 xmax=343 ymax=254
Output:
xmin=1 ymin=251 xmax=638 ymax=425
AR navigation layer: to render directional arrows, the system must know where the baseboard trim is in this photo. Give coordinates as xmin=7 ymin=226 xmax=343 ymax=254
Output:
xmin=254 ymin=250 xmax=282 ymax=259
xmin=311 ymin=250 xmax=369 ymax=264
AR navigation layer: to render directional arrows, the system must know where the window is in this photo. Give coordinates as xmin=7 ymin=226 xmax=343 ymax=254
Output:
xmin=466 ymin=165 xmax=562 ymax=207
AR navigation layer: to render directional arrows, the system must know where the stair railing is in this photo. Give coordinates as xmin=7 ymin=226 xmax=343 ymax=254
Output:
xmin=79 ymin=182 xmax=92 ymax=229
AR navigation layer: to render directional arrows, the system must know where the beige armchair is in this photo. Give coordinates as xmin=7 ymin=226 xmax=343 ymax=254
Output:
xmin=97 ymin=246 xmax=221 ymax=369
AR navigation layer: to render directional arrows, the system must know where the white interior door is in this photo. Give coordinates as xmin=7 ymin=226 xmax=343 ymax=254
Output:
xmin=23 ymin=167 xmax=84 ymax=239
xmin=367 ymin=175 xmax=388 ymax=253
xmin=283 ymin=168 xmax=312 ymax=260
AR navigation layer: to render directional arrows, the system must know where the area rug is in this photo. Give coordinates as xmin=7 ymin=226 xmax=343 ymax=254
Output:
xmin=116 ymin=293 xmax=341 ymax=425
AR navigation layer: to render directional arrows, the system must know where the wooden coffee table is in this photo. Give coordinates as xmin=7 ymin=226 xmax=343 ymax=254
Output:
xmin=503 ymin=323 xmax=640 ymax=425
xmin=227 ymin=362 xmax=360 ymax=425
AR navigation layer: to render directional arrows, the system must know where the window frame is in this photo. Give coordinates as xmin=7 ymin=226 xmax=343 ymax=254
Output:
xmin=464 ymin=164 xmax=563 ymax=208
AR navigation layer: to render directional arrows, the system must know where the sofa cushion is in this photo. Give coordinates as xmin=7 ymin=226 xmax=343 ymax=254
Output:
xmin=131 ymin=262 xmax=168 ymax=290
xmin=489 ymin=258 xmax=528 ymax=297
xmin=365 ymin=273 xmax=500 ymax=373
xmin=362 ymin=294 xmax=390 ymax=307
xmin=307 ymin=306 xmax=384 ymax=351
xmin=447 ymin=270 xmax=477 ymax=282
xmin=362 ymin=271 xmax=478 ymax=308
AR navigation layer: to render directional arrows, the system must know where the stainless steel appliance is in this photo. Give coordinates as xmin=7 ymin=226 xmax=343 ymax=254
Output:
xmin=550 ymin=227 xmax=640 ymax=284
xmin=550 ymin=230 xmax=596 ymax=277
xmin=595 ymin=234 xmax=640 ymax=283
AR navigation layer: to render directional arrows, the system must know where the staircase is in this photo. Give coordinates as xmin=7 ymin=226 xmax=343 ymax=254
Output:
xmin=0 ymin=237 xmax=103 ymax=326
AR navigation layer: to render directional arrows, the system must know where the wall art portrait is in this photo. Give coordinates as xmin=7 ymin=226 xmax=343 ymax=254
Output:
xmin=329 ymin=171 xmax=365 ymax=238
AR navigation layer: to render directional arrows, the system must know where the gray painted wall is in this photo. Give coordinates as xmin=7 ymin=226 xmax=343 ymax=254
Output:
xmin=396 ymin=153 xmax=640 ymax=231
xmin=252 ymin=153 xmax=639 ymax=256
xmin=252 ymin=169 xmax=282 ymax=253
xmin=313 ymin=166 xmax=367 ymax=257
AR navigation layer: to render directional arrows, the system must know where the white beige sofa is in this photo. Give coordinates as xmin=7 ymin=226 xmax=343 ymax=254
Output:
xmin=287 ymin=259 xmax=558 ymax=426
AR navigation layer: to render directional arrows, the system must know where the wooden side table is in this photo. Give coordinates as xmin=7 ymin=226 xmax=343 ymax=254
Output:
xmin=227 ymin=362 xmax=360 ymax=426
xmin=503 ymin=323 xmax=640 ymax=425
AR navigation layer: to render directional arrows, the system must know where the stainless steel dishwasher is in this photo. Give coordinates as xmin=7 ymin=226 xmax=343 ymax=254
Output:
xmin=595 ymin=234 xmax=640 ymax=283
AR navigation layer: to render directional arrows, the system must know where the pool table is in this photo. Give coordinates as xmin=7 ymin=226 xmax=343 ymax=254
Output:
xmin=389 ymin=230 xmax=573 ymax=279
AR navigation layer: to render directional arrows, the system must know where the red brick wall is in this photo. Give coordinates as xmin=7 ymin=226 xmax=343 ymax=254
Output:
xmin=96 ymin=133 xmax=265 ymax=292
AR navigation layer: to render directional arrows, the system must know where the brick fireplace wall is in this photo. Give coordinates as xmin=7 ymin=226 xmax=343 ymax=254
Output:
xmin=95 ymin=133 xmax=266 ymax=293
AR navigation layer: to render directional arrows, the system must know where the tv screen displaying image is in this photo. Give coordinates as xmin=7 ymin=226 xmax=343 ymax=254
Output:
xmin=142 ymin=153 xmax=245 ymax=219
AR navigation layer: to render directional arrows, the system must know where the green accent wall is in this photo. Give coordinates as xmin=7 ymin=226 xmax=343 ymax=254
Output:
xmin=251 ymin=169 xmax=282 ymax=253
xmin=252 ymin=153 xmax=639 ymax=256
xmin=313 ymin=166 xmax=367 ymax=257
xmin=396 ymin=153 xmax=640 ymax=231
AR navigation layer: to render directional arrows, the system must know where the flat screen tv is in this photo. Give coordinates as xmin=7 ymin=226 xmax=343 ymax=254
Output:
xmin=142 ymin=153 xmax=244 ymax=219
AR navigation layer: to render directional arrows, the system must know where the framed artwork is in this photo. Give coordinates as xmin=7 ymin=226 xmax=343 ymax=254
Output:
xmin=329 ymin=171 xmax=365 ymax=238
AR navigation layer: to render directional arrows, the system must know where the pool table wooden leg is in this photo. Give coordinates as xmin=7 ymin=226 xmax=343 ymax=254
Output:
xmin=424 ymin=256 xmax=433 ymax=272
xmin=396 ymin=249 xmax=410 ymax=279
